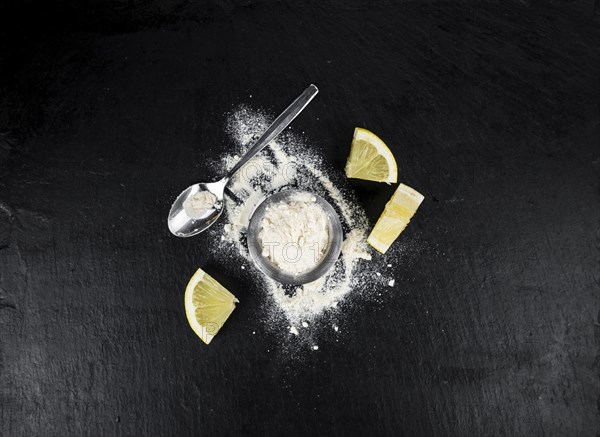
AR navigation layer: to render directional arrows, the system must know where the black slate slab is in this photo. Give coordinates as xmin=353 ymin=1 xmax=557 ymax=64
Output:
xmin=0 ymin=1 xmax=599 ymax=435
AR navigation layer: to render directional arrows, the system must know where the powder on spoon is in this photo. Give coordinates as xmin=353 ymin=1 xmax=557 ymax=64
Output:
xmin=183 ymin=191 xmax=217 ymax=218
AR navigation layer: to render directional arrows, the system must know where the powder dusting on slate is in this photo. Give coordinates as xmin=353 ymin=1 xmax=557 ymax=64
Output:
xmin=207 ymin=106 xmax=412 ymax=353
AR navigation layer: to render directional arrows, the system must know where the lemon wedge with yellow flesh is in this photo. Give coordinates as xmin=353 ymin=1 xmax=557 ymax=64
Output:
xmin=184 ymin=268 xmax=239 ymax=345
xmin=367 ymin=184 xmax=424 ymax=254
xmin=345 ymin=128 xmax=398 ymax=184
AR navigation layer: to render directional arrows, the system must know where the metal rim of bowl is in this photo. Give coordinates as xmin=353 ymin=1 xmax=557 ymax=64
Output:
xmin=246 ymin=189 xmax=343 ymax=285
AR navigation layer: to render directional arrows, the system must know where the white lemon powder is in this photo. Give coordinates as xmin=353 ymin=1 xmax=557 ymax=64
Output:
xmin=183 ymin=191 xmax=217 ymax=218
xmin=258 ymin=194 xmax=330 ymax=275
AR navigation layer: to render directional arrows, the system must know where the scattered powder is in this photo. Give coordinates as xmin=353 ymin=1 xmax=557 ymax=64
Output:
xmin=258 ymin=193 xmax=329 ymax=275
xmin=183 ymin=191 xmax=217 ymax=218
xmin=205 ymin=106 xmax=413 ymax=351
xmin=342 ymin=229 xmax=372 ymax=261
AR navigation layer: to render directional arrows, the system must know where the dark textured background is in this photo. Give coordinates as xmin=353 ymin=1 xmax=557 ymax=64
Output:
xmin=1 ymin=1 xmax=599 ymax=435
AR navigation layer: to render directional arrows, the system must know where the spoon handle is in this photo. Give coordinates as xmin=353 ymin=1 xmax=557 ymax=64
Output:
xmin=225 ymin=84 xmax=319 ymax=180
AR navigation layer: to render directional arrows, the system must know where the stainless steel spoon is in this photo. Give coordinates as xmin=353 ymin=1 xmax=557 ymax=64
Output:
xmin=167 ymin=84 xmax=319 ymax=237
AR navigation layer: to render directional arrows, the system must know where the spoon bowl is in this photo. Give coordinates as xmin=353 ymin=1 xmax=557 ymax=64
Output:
xmin=167 ymin=179 xmax=226 ymax=237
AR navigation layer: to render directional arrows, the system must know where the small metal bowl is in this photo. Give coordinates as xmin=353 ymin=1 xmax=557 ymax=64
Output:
xmin=247 ymin=189 xmax=343 ymax=285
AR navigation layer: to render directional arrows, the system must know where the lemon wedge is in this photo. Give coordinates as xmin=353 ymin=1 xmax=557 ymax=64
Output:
xmin=184 ymin=268 xmax=239 ymax=345
xmin=367 ymin=184 xmax=424 ymax=254
xmin=345 ymin=128 xmax=398 ymax=184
